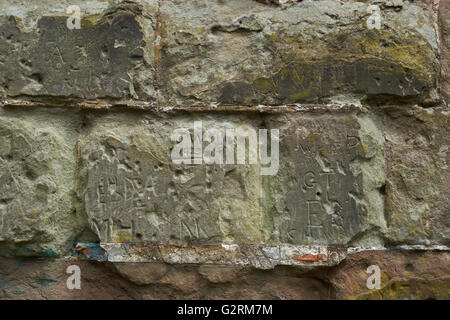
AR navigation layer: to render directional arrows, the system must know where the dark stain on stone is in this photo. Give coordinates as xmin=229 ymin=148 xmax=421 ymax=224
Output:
xmin=218 ymin=59 xmax=428 ymax=105
xmin=219 ymin=82 xmax=255 ymax=105
xmin=0 ymin=11 xmax=144 ymax=100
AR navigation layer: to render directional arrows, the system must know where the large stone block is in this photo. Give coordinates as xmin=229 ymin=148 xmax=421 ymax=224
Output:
xmin=79 ymin=113 xmax=265 ymax=245
xmin=159 ymin=0 xmax=440 ymax=106
xmin=0 ymin=0 xmax=156 ymax=102
xmin=0 ymin=108 xmax=81 ymax=256
xmin=265 ymin=111 xmax=385 ymax=246
xmin=384 ymin=106 xmax=450 ymax=245
xmin=78 ymin=109 xmax=385 ymax=267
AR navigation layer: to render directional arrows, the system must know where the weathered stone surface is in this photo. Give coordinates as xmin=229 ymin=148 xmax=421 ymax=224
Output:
xmin=328 ymin=250 xmax=450 ymax=300
xmin=99 ymin=243 xmax=347 ymax=269
xmin=197 ymin=265 xmax=243 ymax=284
xmin=0 ymin=250 xmax=448 ymax=299
xmin=0 ymin=0 xmax=156 ymax=102
xmin=265 ymin=111 xmax=385 ymax=246
xmin=79 ymin=110 xmax=385 ymax=250
xmin=439 ymin=0 xmax=450 ymax=105
xmin=0 ymin=0 xmax=442 ymax=106
xmin=0 ymin=108 xmax=82 ymax=256
xmin=384 ymin=106 xmax=450 ymax=245
xmin=160 ymin=0 xmax=440 ymax=106
xmin=0 ymin=0 xmax=448 ymax=301
xmin=79 ymin=113 xmax=264 ymax=244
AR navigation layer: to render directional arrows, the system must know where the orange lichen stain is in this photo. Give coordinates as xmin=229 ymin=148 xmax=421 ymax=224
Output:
xmin=293 ymin=254 xmax=327 ymax=262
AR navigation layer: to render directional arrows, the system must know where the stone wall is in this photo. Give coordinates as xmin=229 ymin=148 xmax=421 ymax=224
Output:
xmin=0 ymin=0 xmax=448 ymax=299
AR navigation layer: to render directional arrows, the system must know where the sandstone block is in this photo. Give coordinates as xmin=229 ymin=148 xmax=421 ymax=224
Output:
xmin=160 ymin=0 xmax=440 ymax=106
xmin=79 ymin=109 xmax=386 ymax=266
xmin=266 ymin=111 xmax=385 ymax=246
xmin=384 ymin=106 xmax=450 ymax=245
xmin=0 ymin=108 xmax=81 ymax=256
xmin=0 ymin=0 xmax=156 ymax=102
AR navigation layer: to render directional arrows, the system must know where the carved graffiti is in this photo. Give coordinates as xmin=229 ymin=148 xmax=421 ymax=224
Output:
xmin=84 ymin=142 xmax=223 ymax=243
xmin=279 ymin=119 xmax=367 ymax=245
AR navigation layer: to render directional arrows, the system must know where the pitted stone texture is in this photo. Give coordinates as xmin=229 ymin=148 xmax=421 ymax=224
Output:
xmin=265 ymin=112 xmax=385 ymax=246
xmin=160 ymin=0 xmax=440 ymax=106
xmin=79 ymin=113 xmax=265 ymax=244
xmin=0 ymin=0 xmax=156 ymax=101
xmin=0 ymin=108 xmax=81 ymax=256
xmin=384 ymin=106 xmax=450 ymax=245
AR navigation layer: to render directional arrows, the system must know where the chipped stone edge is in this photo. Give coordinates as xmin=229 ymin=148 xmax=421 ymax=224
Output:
xmin=74 ymin=243 xmax=450 ymax=270
xmin=76 ymin=243 xmax=347 ymax=269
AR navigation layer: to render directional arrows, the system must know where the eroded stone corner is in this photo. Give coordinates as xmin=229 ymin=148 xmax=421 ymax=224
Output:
xmin=383 ymin=106 xmax=450 ymax=246
xmin=0 ymin=108 xmax=83 ymax=257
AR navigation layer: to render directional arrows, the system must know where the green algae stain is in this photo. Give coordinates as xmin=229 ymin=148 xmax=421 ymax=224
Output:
xmin=41 ymin=248 xmax=58 ymax=257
